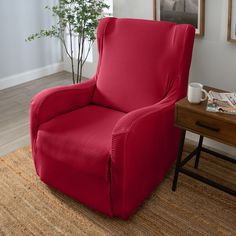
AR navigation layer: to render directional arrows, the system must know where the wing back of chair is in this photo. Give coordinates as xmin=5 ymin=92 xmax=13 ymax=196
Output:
xmin=92 ymin=17 xmax=195 ymax=112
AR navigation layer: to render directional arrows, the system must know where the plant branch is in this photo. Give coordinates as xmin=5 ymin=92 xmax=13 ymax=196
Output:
xmin=78 ymin=29 xmax=85 ymax=83
xmin=26 ymin=0 xmax=110 ymax=84
xmin=76 ymin=35 xmax=82 ymax=83
xmin=82 ymin=41 xmax=93 ymax=66
xmin=69 ymin=24 xmax=75 ymax=84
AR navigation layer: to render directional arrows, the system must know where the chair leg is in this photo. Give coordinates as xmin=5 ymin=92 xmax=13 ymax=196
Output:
xmin=194 ymin=135 xmax=204 ymax=169
xmin=172 ymin=130 xmax=186 ymax=191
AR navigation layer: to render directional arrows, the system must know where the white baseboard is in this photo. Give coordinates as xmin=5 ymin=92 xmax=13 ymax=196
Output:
xmin=0 ymin=62 xmax=64 ymax=90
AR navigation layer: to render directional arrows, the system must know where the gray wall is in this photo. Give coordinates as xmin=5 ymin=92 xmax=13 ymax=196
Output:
xmin=0 ymin=0 xmax=62 ymax=79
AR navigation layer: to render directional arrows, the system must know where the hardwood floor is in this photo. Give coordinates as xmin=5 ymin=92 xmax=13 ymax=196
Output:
xmin=0 ymin=71 xmax=72 ymax=156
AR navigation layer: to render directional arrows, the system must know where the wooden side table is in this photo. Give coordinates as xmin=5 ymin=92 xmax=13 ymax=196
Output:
xmin=172 ymin=87 xmax=236 ymax=196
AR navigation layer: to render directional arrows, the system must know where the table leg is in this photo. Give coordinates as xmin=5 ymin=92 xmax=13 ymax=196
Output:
xmin=172 ymin=130 xmax=186 ymax=191
xmin=194 ymin=135 xmax=204 ymax=169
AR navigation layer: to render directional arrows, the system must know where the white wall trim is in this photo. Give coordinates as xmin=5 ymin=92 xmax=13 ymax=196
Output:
xmin=0 ymin=62 xmax=64 ymax=90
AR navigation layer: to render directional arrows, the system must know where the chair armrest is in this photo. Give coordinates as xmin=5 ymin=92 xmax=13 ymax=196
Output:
xmin=112 ymin=97 xmax=174 ymax=135
xmin=111 ymin=96 xmax=181 ymax=219
xmin=30 ymin=78 xmax=96 ymax=149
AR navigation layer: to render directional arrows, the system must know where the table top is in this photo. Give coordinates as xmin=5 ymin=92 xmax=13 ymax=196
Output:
xmin=176 ymin=86 xmax=236 ymax=126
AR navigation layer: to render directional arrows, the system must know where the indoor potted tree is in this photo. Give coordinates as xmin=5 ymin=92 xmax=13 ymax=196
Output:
xmin=26 ymin=0 xmax=109 ymax=84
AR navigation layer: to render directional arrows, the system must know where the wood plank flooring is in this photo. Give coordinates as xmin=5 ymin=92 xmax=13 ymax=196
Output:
xmin=0 ymin=71 xmax=72 ymax=156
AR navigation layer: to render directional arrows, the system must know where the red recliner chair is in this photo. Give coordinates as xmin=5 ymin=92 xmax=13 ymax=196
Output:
xmin=30 ymin=18 xmax=195 ymax=220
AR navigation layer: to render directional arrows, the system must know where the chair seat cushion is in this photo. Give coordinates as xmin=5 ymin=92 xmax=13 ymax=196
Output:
xmin=36 ymin=105 xmax=125 ymax=180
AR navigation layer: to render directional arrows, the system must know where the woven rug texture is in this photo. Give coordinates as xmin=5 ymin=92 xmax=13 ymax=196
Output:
xmin=0 ymin=146 xmax=235 ymax=236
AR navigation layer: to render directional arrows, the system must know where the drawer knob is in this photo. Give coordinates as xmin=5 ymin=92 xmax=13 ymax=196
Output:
xmin=195 ymin=121 xmax=220 ymax=132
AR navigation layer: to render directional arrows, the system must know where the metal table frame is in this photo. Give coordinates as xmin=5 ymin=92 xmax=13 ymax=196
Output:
xmin=172 ymin=130 xmax=236 ymax=196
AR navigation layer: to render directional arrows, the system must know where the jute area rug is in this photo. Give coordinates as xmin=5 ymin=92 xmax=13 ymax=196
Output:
xmin=0 ymin=145 xmax=235 ymax=236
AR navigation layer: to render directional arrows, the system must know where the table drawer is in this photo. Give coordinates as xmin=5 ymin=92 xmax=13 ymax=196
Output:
xmin=176 ymin=108 xmax=236 ymax=146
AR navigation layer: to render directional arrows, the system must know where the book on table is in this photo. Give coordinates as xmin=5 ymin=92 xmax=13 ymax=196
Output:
xmin=206 ymin=90 xmax=236 ymax=115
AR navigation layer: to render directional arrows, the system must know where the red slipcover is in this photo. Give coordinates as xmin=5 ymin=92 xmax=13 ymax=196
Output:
xmin=30 ymin=18 xmax=195 ymax=219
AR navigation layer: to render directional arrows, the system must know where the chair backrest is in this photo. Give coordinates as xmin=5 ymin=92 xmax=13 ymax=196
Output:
xmin=92 ymin=17 xmax=195 ymax=112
